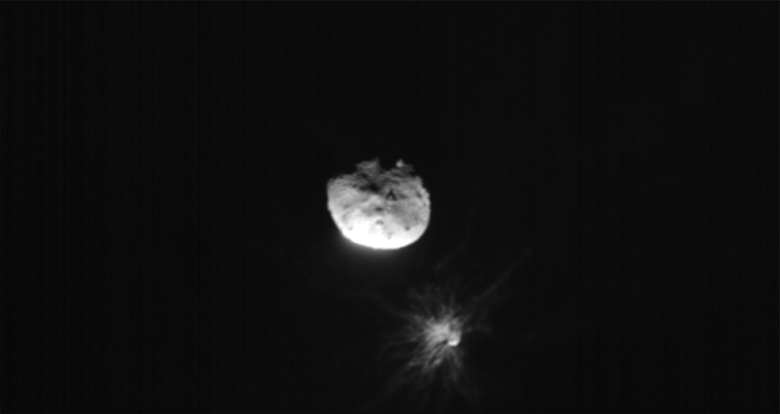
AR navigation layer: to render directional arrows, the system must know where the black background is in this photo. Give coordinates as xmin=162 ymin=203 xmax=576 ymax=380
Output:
xmin=3 ymin=4 xmax=778 ymax=413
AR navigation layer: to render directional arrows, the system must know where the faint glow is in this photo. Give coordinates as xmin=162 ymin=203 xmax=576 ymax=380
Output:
xmin=365 ymin=283 xmax=475 ymax=412
xmin=408 ymin=303 xmax=464 ymax=372
xmin=428 ymin=319 xmax=461 ymax=347
xmin=354 ymin=245 xmax=527 ymax=413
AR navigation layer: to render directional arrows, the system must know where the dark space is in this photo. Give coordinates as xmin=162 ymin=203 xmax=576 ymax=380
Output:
xmin=3 ymin=4 xmax=778 ymax=413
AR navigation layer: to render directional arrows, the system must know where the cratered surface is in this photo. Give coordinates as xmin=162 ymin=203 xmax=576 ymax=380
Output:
xmin=327 ymin=159 xmax=430 ymax=250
